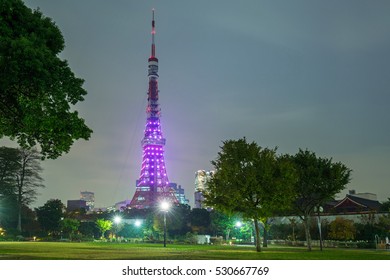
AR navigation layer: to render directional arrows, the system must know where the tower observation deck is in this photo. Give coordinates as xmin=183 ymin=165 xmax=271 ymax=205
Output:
xmin=129 ymin=10 xmax=179 ymax=209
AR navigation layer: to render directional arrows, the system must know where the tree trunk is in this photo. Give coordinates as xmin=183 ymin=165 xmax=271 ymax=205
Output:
xmin=17 ymin=177 xmax=23 ymax=233
xmin=254 ymin=219 xmax=261 ymax=252
xmin=16 ymin=155 xmax=26 ymax=233
xmin=303 ymin=216 xmax=312 ymax=251
xmin=263 ymin=226 xmax=268 ymax=247
xmin=17 ymin=203 xmax=22 ymax=232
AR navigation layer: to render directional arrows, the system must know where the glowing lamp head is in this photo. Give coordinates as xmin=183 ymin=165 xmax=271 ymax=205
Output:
xmin=114 ymin=216 xmax=122 ymax=224
xmin=160 ymin=201 xmax=170 ymax=211
xmin=135 ymin=220 xmax=142 ymax=227
xmin=235 ymin=221 xmax=242 ymax=228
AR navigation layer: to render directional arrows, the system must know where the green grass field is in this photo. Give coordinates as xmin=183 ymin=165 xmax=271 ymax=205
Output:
xmin=1 ymin=242 xmax=389 ymax=260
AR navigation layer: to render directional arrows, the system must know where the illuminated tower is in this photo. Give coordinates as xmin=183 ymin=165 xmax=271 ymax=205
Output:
xmin=129 ymin=10 xmax=178 ymax=209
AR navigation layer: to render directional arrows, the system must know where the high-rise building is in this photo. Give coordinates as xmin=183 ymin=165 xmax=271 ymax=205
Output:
xmin=67 ymin=200 xmax=87 ymax=212
xmin=194 ymin=170 xmax=214 ymax=209
xmin=129 ymin=11 xmax=179 ymax=209
xmin=80 ymin=191 xmax=95 ymax=210
xmin=169 ymin=183 xmax=189 ymax=205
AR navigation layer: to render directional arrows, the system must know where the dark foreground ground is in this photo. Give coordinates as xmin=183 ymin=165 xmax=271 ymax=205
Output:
xmin=0 ymin=242 xmax=389 ymax=260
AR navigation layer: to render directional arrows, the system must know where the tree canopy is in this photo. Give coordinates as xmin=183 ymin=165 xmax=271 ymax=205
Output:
xmin=95 ymin=218 xmax=112 ymax=239
xmin=288 ymin=149 xmax=351 ymax=250
xmin=380 ymin=198 xmax=390 ymax=212
xmin=204 ymin=138 xmax=297 ymax=251
xmin=0 ymin=146 xmax=20 ymax=195
xmin=328 ymin=217 xmax=356 ymax=241
xmin=0 ymin=0 xmax=92 ymax=159
xmin=35 ymin=198 xmax=65 ymax=234
xmin=60 ymin=218 xmax=80 ymax=240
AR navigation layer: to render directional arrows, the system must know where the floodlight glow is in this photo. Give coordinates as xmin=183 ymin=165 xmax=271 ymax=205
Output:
xmin=160 ymin=201 xmax=170 ymax=211
xmin=114 ymin=216 xmax=122 ymax=224
xmin=236 ymin=221 xmax=242 ymax=228
xmin=135 ymin=220 xmax=142 ymax=227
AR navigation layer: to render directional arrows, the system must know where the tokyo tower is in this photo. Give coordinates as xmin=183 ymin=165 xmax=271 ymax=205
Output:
xmin=129 ymin=10 xmax=179 ymax=209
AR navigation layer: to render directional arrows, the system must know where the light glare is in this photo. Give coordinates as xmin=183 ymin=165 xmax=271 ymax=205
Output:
xmin=114 ymin=216 xmax=122 ymax=224
xmin=160 ymin=201 xmax=170 ymax=211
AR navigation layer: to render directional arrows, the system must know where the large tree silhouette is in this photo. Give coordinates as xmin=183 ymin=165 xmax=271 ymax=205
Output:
xmin=0 ymin=0 xmax=92 ymax=159
xmin=0 ymin=146 xmax=44 ymax=232
xmin=287 ymin=149 xmax=351 ymax=251
xmin=204 ymin=138 xmax=296 ymax=252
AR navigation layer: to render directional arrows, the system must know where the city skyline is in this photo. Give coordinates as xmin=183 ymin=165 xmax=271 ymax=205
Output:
xmin=2 ymin=0 xmax=390 ymax=208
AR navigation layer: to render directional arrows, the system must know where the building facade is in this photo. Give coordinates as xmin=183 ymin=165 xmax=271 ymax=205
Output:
xmin=194 ymin=170 xmax=214 ymax=209
xmin=169 ymin=183 xmax=189 ymax=205
xmin=67 ymin=200 xmax=87 ymax=212
xmin=80 ymin=191 xmax=95 ymax=211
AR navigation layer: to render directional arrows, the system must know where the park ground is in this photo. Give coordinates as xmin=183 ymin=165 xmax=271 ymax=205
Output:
xmin=0 ymin=242 xmax=389 ymax=260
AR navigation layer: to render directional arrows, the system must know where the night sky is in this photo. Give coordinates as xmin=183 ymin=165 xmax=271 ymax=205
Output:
xmin=4 ymin=0 xmax=390 ymax=208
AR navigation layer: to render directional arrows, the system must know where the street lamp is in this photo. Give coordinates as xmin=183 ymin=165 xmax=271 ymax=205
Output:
xmin=160 ymin=201 xmax=170 ymax=247
xmin=114 ymin=216 xmax=122 ymax=225
xmin=134 ymin=219 xmax=142 ymax=227
xmin=314 ymin=206 xmax=323 ymax=251
xmin=113 ymin=215 xmax=122 ymax=241
xmin=234 ymin=221 xmax=244 ymax=244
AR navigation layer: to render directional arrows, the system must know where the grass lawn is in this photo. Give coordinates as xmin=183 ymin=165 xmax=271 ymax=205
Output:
xmin=0 ymin=242 xmax=389 ymax=260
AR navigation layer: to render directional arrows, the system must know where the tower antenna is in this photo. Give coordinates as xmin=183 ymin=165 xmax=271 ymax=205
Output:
xmin=151 ymin=8 xmax=156 ymax=58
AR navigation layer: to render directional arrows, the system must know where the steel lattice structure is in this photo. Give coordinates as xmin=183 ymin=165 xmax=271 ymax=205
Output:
xmin=129 ymin=10 xmax=179 ymax=209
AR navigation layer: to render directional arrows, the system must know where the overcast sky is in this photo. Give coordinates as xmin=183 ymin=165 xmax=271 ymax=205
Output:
xmin=4 ymin=0 xmax=390 ymax=208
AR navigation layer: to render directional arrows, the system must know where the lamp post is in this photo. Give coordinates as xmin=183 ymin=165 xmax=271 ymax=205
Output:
xmin=235 ymin=221 xmax=243 ymax=244
xmin=314 ymin=206 xmax=323 ymax=251
xmin=160 ymin=201 xmax=170 ymax=247
xmin=113 ymin=215 xmax=122 ymax=241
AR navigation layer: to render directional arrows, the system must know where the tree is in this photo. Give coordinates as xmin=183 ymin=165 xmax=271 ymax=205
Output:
xmin=0 ymin=193 xmax=17 ymax=230
xmin=20 ymin=205 xmax=40 ymax=237
xmin=380 ymin=198 xmax=390 ymax=212
xmin=328 ymin=217 xmax=356 ymax=241
xmin=0 ymin=0 xmax=92 ymax=159
xmin=0 ymin=147 xmax=44 ymax=232
xmin=377 ymin=214 xmax=390 ymax=238
xmin=288 ymin=149 xmax=351 ymax=251
xmin=15 ymin=148 xmax=44 ymax=232
xmin=0 ymin=147 xmax=20 ymax=230
xmin=79 ymin=221 xmax=97 ymax=239
xmin=210 ymin=210 xmax=238 ymax=242
xmin=60 ymin=218 xmax=80 ymax=240
xmin=0 ymin=147 xmax=20 ymax=195
xmin=355 ymin=213 xmax=377 ymax=241
xmin=95 ymin=218 xmax=112 ymax=239
xmin=204 ymin=138 xmax=296 ymax=252
xmin=35 ymin=199 xmax=65 ymax=236
xmin=165 ymin=204 xmax=191 ymax=237
xmin=189 ymin=208 xmax=211 ymax=234
xmin=260 ymin=217 xmax=273 ymax=247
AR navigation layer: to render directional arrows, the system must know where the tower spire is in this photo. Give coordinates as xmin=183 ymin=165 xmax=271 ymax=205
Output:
xmin=151 ymin=8 xmax=156 ymax=58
